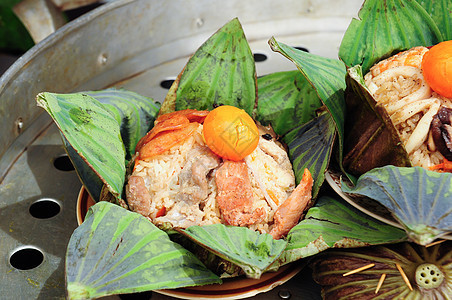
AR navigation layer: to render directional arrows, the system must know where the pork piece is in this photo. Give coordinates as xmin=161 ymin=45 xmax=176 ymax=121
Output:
xmin=125 ymin=175 xmax=152 ymax=217
xmin=178 ymin=146 xmax=221 ymax=204
xmin=258 ymin=138 xmax=293 ymax=173
xmin=158 ymin=201 xmax=205 ymax=228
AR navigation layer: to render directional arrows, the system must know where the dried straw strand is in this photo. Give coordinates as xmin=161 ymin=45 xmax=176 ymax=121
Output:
xmin=426 ymin=239 xmax=445 ymax=248
xmin=395 ymin=263 xmax=413 ymax=291
xmin=342 ymin=263 xmax=375 ymax=276
xmin=375 ymin=273 xmax=386 ymax=294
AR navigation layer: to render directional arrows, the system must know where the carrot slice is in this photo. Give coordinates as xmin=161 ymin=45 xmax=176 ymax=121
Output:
xmin=157 ymin=109 xmax=209 ymax=124
xmin=429 ymin=159 xmax=452 ymax=173
xmin=135 ymin=114 xmax=189 ymax=152
xmin=155 ymin=206 xmax=166 ymax=218
xmin=138 ymin=122 xmax=199 ymax=160
xmin=135 ymin=109 xmax=209 ymax=152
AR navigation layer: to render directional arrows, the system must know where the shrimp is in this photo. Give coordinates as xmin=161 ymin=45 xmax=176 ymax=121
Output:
xmin=368 ymin=46 xmax=429 ymax=78
xmin=270 ymin=168 xmax=313 ymax=240
xmin=365 ymin=47 xmax=431 ymax=100
xmin=216 ymin=162 xmax=313 ymax=238
xmin=215 ymin=160 xmax=266 ymax=227
xmin=430 ymin=159 xmax=452 ymax=172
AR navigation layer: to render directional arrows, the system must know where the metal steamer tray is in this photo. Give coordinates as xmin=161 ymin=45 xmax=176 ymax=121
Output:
xmin=0 ymin=0 xmax=363 ymax=298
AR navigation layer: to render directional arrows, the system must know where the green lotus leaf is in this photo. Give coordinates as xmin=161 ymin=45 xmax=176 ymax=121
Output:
xmin=175 ymin=18 xmax=256 ymax=115
xmin=338 ymin=0 xmax=452 ymax=177
xmin=342 ymin=166 xmax=452 ymax=245
xmin=342 ymin=65 xmax=412 ymax=176
xmin=416 ymin=0 xmax=452 ymax=40
xmin=180 ymin=224 xmax=287 ymax=279
xmin=63 ymin=140 xmax=105 ymax=202
xmin=256 ymin=70 xmax=323 ymax=136
xmin=268 ymin=195 xmax=407 ymax=270
xmin=0 ymin=4 xmax=34 ymax=52
xmin=310 ymin=241 xmax=452 ymax=299
xmin=159 ymin=71 xmax=182 ymax=115
xmin=37 ymin=92 xmax=126 ymax=199
xmin=37 ymin=89 xmax=160 ymax=201
xmin=283 ymin=111 xmax=336 ymax=198
xmin=84 ymin=89 xmax=160 ymax=162
xmin=168 ymin=232 xmax=243 ymax=278
xmin=79 ymin=89 xmax=159 ymax=201
xmin=66 ymin=201 xmax=221 ymax=300
xmin=269 ymin=38 xmax=346 ymax=146
xmin=268 ymin=37 xmax=350 ymax=181
xmin=256 ymin=70 xmax=333 ymax=197
xmin=339 ymin=0 xmax=443 ymax=73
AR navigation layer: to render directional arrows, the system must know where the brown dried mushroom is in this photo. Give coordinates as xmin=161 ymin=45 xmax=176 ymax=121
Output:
xmin=430 ymin=107 xmax=452 ymax=161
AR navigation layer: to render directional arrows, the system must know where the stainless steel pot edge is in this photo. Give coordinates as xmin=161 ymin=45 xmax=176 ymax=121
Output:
xmin=0 ymin=1 xmax=364 ymax=298
xmin=0 ymin=0 xmax=361 ymax=170
xmin=0 ymin=0 xmax=134 ymax=178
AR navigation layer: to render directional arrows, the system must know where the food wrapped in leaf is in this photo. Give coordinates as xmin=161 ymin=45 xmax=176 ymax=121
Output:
xmin=345 ymin=42 xmax=452 ymax=175
xmin=301 ymin=0 xmax=452 ymax=245
xmin=263 ymin=0 xmax=452 ymax=247
xmin=36 ymin=12 xmax=419 ymax=300
xmin=339 ymin=0 xmax=452 ymax=176
xmin=310 ymin=241 xmax=452 ymax=299
xmin=126 ymin=105 xmax=314 ymax=240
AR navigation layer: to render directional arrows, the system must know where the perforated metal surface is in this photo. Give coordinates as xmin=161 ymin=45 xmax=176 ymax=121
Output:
xmin=0 ymin=0 xmax=363 ymax=298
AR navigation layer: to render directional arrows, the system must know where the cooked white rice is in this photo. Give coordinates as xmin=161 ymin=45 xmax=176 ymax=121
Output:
xmin=364 ymin=47 xmax=452 ymax=168
xmin=127 ymin=123 xmax=296 ymax=234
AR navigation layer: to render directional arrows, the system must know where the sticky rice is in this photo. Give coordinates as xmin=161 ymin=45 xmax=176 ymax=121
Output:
xmin=364 ymin=46 xmax=452 ymax=168
xmin=126 ymin=123 xmax=297 ymax=234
